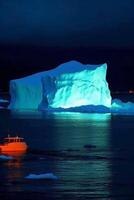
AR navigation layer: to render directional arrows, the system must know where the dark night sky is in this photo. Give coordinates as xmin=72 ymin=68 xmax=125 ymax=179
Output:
xmin=0 ymin=0 xmax=134 ymax=91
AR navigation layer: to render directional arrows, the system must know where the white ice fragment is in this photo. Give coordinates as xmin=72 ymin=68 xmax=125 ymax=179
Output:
xmin=0 ymin=155 xmax=13 ymax=160
xmin=25 ymin=173 xmax=58 ymax=180
xmin=0 ymin=99 xmax=9 ymax=103
xmin=111 ymin=99 xmax=134 ymax=114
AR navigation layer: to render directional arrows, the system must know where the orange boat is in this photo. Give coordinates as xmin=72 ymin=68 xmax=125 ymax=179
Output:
xmin=0 ymin=135 xmax=28 ymax=152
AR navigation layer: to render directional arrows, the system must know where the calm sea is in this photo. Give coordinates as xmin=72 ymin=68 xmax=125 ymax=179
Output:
xmin=0 ymin=94 xmax=134 ymax=199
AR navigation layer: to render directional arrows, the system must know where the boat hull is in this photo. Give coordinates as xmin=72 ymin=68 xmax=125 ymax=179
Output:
xmin=0 ymin=142 xmax=28 ymax=152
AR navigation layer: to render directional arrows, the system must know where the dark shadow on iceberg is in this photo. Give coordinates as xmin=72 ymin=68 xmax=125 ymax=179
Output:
xmin=40 ymin=104 xmax=110 ymax=113
xmin=39 ymin=98 xmax=134 ymax=115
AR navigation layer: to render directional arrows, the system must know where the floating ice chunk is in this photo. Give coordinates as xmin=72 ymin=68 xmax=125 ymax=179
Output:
xmin=0 ymin=99 xmax=9 ymax=103
xmin=25 ymin=173 xmax=58 ymax=180
xmin=0 ymin=155 xmax=13 ymax=160
xmin=0 ymin=99 xmax=9 ymax=109
xmin=111 ymin=99 xmax=134 ymax=114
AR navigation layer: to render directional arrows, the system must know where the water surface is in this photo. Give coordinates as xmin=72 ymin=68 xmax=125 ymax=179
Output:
xmin=0 ymin=110 xmax=134 ymax=199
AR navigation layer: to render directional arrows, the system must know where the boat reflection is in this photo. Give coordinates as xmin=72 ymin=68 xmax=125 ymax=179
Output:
xmin=3 ymin=150 xmax=26 ymax=158
xmin=3 ymin=150 xmax=26 ymax=169
xmin=2 ymin=150 xmax=26 ymax=191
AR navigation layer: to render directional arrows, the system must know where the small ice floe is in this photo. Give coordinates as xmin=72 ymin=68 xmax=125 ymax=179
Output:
xmin=0 ymin=155 xmax=13 ymax=160
xmin=111 ymin=99 xmax=134 ymax=114
xmin=25 ymin=173 xmax=58 ymax=180
xmin=0 ymin=99 xmax=9 ymax=103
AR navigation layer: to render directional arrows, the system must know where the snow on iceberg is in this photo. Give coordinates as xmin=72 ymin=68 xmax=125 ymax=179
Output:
xmin=25 ymin=173 xmax=58 ymax=180
xmin=8 ymin=60 xmax=111 ymax=110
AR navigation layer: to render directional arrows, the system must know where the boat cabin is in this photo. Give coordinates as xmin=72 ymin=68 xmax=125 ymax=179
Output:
xmin=4 ymin=136 xmax=24 ymax=143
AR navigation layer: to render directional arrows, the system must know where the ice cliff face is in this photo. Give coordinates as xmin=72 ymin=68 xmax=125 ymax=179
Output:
xmin=8 ymin=72 xmax=46 ymax=109
xmin=40 ymin=64 xmax=111 ymax=109
xmin=8 ymin=61 xmax=111 ymax=110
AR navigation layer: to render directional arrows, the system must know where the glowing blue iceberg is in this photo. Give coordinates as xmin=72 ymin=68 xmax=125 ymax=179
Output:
xmin=8 ymin=61 xmax=111 ymax=110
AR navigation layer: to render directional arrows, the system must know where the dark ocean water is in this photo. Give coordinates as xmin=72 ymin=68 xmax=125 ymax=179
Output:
xmin=0 ymin=95 xmax=134 ymax=199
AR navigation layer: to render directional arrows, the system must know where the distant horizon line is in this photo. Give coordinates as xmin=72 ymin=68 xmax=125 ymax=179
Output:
xmin=0 ymin=44 xmax=134 ymax=51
